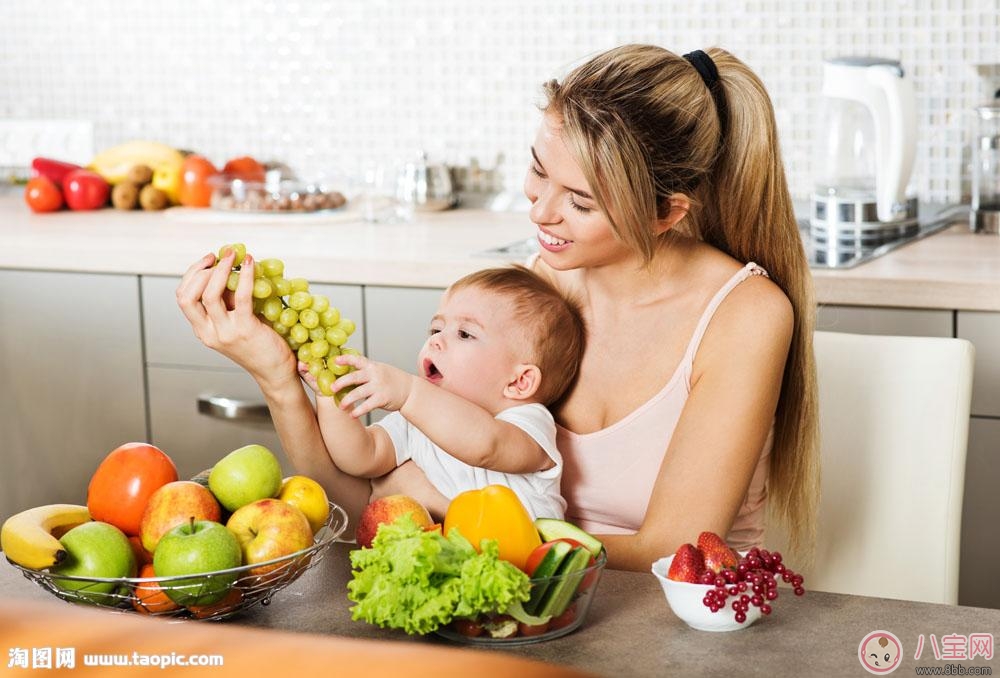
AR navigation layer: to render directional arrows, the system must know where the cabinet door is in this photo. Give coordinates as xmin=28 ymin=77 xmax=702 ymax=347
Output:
xmin=363 ymin=286 xmax=444 ymax=422
xmin=816 ymin=305 xmax=953 ymax=338
xmin=959 ymin=416 xmax=1000 ymax=609
xmin=147 ymin=366 xmax=293 ymax=479
xmin=0 ymin=270 xmax=146 ymax=518
xmin=957 ymin=311 xmax=1000 ymax=417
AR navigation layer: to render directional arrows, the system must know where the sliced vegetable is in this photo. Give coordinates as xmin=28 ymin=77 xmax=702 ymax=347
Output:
xmin=523 ymin=540 xmax=574 ymax=615
xmin=535 ymin=546 xmax=594 ymax=619
xmin=534 ymin=518 xmax=604 ymax=557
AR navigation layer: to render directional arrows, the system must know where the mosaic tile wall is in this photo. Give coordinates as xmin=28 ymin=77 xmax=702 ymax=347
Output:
xmin=1 ymin=0 xmax=998 ymax=205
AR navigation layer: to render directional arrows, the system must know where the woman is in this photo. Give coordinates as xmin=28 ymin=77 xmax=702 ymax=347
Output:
xmin=176 ymin=44 xmax=819 ymax=572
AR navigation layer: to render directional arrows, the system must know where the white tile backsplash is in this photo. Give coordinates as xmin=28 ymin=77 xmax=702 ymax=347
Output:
xmin=1 ymin=0 xmax=997 ymax=204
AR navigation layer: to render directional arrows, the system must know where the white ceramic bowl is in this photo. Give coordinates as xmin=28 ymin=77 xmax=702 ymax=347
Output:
xmin=651 ymin=554 xmax=762 ymax=632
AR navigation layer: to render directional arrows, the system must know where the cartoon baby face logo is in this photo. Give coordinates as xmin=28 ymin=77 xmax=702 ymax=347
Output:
xmin=858 ymin=630 xmax=903 ymax=674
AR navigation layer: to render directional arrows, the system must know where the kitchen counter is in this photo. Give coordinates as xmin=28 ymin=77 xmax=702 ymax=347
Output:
xmin=2 ymin=195 xmax=1000 ymax=310
xmin=2 ymin=542 xmax=999 ymax=677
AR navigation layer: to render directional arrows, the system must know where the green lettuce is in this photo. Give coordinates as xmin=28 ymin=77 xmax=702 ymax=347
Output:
xmin=346 ymin=515 xmax=531 ymax=635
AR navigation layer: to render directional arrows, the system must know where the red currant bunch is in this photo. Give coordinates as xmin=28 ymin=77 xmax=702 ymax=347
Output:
xmin=698 ymin=547 xmax=804 ymax=623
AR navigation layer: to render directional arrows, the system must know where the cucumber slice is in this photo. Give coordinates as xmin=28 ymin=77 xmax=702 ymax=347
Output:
xmin=536 ymin=546 xmax=593 ymax=619
xmin=524 ymin=540 xmax=574 ymax=615
xmin=534 ymin=518 xmax=604 ymax=557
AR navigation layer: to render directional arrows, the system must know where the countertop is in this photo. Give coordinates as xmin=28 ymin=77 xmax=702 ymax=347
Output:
xmin=2 ymin=542 xmax=999 ymax=677
xmin=2 ymin=195 xmax=1000 ymax=310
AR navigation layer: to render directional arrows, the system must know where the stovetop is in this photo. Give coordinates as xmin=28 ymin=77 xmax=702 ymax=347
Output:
xmin=477 ymin=203 xmax=968 ymax=270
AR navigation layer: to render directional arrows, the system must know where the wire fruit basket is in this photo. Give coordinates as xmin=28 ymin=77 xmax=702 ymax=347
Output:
xmin=7 ymin=501 xmax=348 ymax=621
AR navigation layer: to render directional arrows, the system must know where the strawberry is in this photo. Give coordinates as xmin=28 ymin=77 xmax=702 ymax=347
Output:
xmin=697 ymin=531 xmax=739 ymax=573
xmin=667 ymin=543 xmax=705 ymax=583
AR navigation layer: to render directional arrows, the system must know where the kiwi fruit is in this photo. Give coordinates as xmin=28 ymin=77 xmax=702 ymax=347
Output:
xmin=139 ymin=184 xmax=169 ymax=211
xmin=126 ymin=164 xmax=154 ymax=185
xmin=111 ymin=182 xmax=140 ymax=210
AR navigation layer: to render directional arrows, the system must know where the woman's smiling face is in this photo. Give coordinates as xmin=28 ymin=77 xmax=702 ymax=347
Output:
xmin=523 ymin=113 xmax=634 ymax=270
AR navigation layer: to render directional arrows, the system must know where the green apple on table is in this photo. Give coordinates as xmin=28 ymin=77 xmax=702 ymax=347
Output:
xmin=50 ymin=521 xmax=137 ymax=604
xmin=208 ymin=444 xmax=283 ymax=512
xmin=226 ymin=498 xmax=314 ymax=576
xmin=139 ymin=480 xmax=222 ymax=553
xmin=153 ymin=519 xmax=242 ymax=606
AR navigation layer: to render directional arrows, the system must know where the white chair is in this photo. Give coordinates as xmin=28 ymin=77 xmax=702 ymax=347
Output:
xmin=770 ymin=330 xmax=974 ymax=605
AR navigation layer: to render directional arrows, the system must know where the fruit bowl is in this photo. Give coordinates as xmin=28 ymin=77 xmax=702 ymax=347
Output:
xmin=7 ymin=501 xmax=348 ymax=621
xmin=434 ymin=549 xmax=607 ymax=646
xmin=651 ymin=554 xmax=762 ymax=632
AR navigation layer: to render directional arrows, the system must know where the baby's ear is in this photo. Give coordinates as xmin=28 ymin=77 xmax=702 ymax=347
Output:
xmin=504 ymin=364 xmax=541 ymax=401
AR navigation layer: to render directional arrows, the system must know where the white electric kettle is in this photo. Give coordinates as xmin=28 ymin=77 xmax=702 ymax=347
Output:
xmin=811 ymin=56 xmax=917 ymax=233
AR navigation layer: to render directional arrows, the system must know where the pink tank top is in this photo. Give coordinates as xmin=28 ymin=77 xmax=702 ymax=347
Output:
xmin=556 ymin=262 xmax=771 ymax=551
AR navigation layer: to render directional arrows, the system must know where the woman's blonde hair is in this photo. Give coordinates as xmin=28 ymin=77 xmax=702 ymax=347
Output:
xmin=543 ymin=44 xmax=819 ymax=554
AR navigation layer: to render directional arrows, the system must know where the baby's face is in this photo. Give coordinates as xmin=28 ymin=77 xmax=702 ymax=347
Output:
xmin=418 ymin=286 xmax=532 ymax=411
xmin=861 ymin=634 xmax=900 ymax=672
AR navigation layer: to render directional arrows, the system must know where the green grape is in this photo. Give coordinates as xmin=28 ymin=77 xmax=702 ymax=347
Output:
xmin=326 ymin=327 xmax=348 ymax=346
xmin=308 ymin=359 xmax=325 ymax=376
xmin=219 ymin=243 xmax=247 ymax=266
xmin=226 ymin=271 xmax=240 ymax=292
xmin=288 ymin=291 xmax=313 ymax=311
xmin=316 ymin=369 xmax=336 ymax=397
xmin=341 ymin=346 xmax=361 ymax=356
xmin=319 ymin=307 xmax=341 ymax=327
xmin=271 ymin=321 xmax=289 ymax=336
xmin=289 ymin=278 xmax=309 ymax=293
xmin=310 ymin=339 xmax=330 ymax=358
xmin=297 ymin=344 xmax=313 ymax=362
xmin=309 ymin=327 xmax=327 ymax=342
xmin=260 ymin=297 xmax=283 ymax=322
xmin=336 ymin=318 xmax=356 ymax=336
xmin=287 ymin=338 xmax=301 ymax=351
xmin=270 ymin=276 xmax=292 ymax=297
xmin=252 ymin=298 xmax=265 ymax=314
xmin=289 ymin=323 xmax=309 ymax=344
xmin=330 ymin=360 xmax=351 ymax=376
xmin=311 ymin=294 xmax=330 ymax=313
xmin=299 ymin=308 xmax=320 ymax=329
xmin=252 ymin=278 xmax=274 ymax=299
xmin=278 ymin=308 xmax=298 ymax=327
xmin=260 ymin=258 xmax=285 ymax=278
xmin=334 ymin=384 xmax=355 ymax=405
xmin=253 ymin=263 xmax=267 ymax=279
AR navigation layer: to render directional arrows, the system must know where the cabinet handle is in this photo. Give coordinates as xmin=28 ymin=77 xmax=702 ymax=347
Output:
xmin=197 ymin=395 xmax=272 ymax=422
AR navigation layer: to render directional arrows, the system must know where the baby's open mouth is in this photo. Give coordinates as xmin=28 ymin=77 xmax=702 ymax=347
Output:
xmin=423 ymin=359 xmax=443 ymax=384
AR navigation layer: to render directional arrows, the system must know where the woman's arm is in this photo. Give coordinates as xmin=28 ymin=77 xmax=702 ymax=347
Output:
xmin=603 ymin=278 xmax=793 ymax=571
xmin=174 ymin=251 xmax=371 ymax=526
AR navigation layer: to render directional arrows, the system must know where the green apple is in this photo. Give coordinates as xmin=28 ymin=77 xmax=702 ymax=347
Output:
xmin=50 ymin=521 xmax=137 ymax=605
xmin=208 ymin=444 xmax=283 ymax=512
xmin=153 ymin=519 xmax=242 ymax=606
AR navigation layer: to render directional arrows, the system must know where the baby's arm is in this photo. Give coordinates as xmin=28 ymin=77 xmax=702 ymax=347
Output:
xmin=329 ymin=355 xmax=553 ymax=474
xmin=298 ymin=362 xmax=397 ymax=478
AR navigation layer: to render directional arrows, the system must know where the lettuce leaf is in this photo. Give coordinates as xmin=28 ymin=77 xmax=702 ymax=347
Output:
xmin=346 ymin=515 xmax=530 ymax=635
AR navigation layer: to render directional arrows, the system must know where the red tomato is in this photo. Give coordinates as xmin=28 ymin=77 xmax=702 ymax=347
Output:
xmin=178 ymin=155 xmax=219 ymax=207
xmin=547 ymin=603 xmax=578 ymax=631
xmin=86 ymin=443 xmax=178 ymax=536
xmin=222 ymin=156 xmax=266 ymax=183
xmin=450 ymin=618 xmax=484 ymax=638
xmin=24 ymin=177 xmax=64 ymax=213
xmin=517 ymin=620 xmax=551 ymax=637
xmin=61 ymin=169 xmax=110 ymax=210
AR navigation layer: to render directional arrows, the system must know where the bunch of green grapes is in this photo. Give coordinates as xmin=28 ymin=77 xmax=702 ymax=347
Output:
xmin=217 ymin=243 xmax=359 ymax=398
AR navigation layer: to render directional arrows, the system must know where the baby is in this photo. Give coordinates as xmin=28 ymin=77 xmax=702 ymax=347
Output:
xmin=299 ymin=265 xmax=586 ymax=520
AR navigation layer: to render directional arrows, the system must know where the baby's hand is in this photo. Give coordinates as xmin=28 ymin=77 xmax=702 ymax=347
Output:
xmin=328 ymin=354 xmax=416 ymax=418
xmin=297 ymin=360 xmax=323 ymax=395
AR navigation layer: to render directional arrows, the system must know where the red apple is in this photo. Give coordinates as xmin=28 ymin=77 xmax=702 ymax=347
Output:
xmin=355 ymin=495 xmax=433 ymax=549
xmin=140 ymin=480 xmax=222 ymax=553
xmin=226 ymin=498 xmax=313 ymax=575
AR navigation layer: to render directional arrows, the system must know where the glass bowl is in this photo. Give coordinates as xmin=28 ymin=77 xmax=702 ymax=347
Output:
xmin=6 ymin=502 xmax=348 ymax=621
xmin=435 ymin=549 xmax=606 ymax=646
xmin=209 ymin=176 xmax=347 ymax=213
xmin=651 ymin=554 xmax=762 ymax=632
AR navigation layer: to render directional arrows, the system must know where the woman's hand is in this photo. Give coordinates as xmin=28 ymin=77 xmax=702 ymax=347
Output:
xmin=175 ymin=250 xmax=296 ymax=387
xmin=371 ymin=461 xmax=450 ymax=521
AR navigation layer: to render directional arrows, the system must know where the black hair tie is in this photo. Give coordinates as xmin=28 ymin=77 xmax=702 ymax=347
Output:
xmin=683 ymin=50 xmax=728 ymax=140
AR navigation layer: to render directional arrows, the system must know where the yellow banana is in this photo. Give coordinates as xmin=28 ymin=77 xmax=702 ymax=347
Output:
xmin=1 ymin=504 xmax=91 ymax=569
xmin=88 ymin=140 xmax=184 ymax=185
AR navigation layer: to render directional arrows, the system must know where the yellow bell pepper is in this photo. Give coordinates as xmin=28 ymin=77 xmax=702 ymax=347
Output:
xmin=443 ymin=485 xmax=541 ymax=572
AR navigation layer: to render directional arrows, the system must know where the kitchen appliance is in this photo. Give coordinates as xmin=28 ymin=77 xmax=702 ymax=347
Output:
xmin=971 ymin=99 xmax=1000 ymax=235
xmin=810 ymin=57 xmax=918 ymax=248
xmin=397 ymin=151 xmax=457 ymax=212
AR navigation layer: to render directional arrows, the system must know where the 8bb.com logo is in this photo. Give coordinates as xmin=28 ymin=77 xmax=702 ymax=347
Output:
xmin=859 ymin=630 xmax=903 ymax=674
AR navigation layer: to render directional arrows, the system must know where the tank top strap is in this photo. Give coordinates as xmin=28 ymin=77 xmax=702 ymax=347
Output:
xmin=680 ymin=262 xmax=769 ymax=368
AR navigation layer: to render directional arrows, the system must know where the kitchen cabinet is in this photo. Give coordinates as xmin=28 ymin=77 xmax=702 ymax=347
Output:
xmin=140 ymin=276 xmax=365 ymax=473
xmin=0 ymin=270 xmax=146 ymax=519
xmin=816 ymin=304 xmax=953 ymax=337
xmin=957 ymin=311 xmax=1000 ymax=417
xmin=959 ymin=416 xmax=1000 ymax=609
xmin=363 ymin=286 xmax=444 ymax=422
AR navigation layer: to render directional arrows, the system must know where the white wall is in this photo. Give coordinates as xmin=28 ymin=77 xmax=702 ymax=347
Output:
xmin=2 ymin=0 xmax=997 ymax=204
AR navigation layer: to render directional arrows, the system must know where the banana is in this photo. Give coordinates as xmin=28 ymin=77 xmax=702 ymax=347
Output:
xmin=1 ymin=504 xmax=91 ymax=570
xmin=88 ymin=140 xmax=184 ymax=185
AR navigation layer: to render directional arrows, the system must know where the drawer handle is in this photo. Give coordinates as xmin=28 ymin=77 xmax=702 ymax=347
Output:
xmin=197 ymin=395 xmax=272 ymax=422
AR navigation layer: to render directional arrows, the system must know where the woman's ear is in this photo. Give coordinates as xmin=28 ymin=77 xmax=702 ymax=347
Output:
xmin=503 ymin=364 xmax=542 ymax=401
xmin=655 ymin=194 xmax=690 ymax=235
